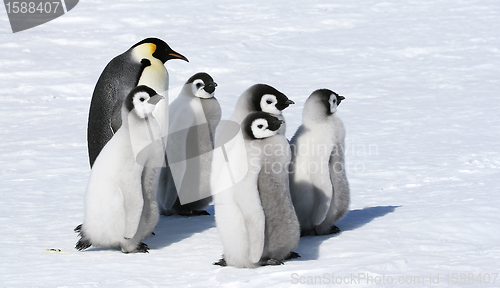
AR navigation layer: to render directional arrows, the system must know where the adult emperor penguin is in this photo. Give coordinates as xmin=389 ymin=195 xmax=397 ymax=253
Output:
xmin=87 ymin=37 xmax=188 ymax=167
xmin=75 ymin=85 xmax=165 ymax=253
xmin=289 ymin=89 xmax=349 ymax=236
xmin=157 ymin=72 xmax=220 ymax=216
xmin=212 ymin=112 xmax=300 ymax=268
xmin=229 ymin=84 xmax=294 ymax=135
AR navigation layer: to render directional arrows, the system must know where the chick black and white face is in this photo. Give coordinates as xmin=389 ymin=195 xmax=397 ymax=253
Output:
xmin=260 ymin=94 xmax=281 ymax=115
xmin=243 ymin=112 xmax=283 ymax=140
xmin=329 ymin=93 xmax=338 ymax=114
xmin=125 ymin=85 xmax=163 ymax=119
xmin=250 ymin=84 xmax=294 ymax=115
xmin=132 ymin=91 xmax=158 ymax=118
xmin=250 ymin=118 xmax=280 ymax=139
xmin=191 ymin=78 xmax=217 ymax=99
xmin=311 ymin=89 xmax=344 ymax=115
xmin=186 ymin=72 xmax=217 ymax=99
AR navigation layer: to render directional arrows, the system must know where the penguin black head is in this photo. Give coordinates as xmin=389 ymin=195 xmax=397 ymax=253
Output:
xmin=242 ymin=111 xmax=283 ymax=140
xmin=132 ymin=37 xmax=189 ymax=63
xmin=248 ymin=84 xmax=294 ymax=115
xmin=186 ymin=72 xmax=218 ymax=98
xmin=124 ymin=85 xmax=164 ymax=118
xmin=311 ymin=89 xmax=345 ymax=115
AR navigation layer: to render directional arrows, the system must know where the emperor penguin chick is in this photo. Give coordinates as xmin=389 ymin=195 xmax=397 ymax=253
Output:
xmin=213 ymin=112 xmax=300 ymax=268
xmin=229 ymin=84 xmax=294 ymax=135
xmin=87 ymin=37 xmax=188 ymax=167
xmin=75 ymin=85 xmax=164 ymax=253
xmin=289 ymin=89 xmax=349 ymax=236
xmin=157 ymin=72 xmax=220 ymax=216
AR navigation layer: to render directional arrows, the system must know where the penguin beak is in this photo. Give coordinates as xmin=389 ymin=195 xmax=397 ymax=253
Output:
xmin=148 ymin=94 xmax=164 ymax=105
xmin=167 ymin=51 xmax=189 ymax=62
xmin=276 ymin=99 xmax=295 ymax=111
xmin=268 ymin=118 xmax=283 ymax=131
xmin=337 ymin=96 xmax=345 ymax=105
xmin=204 ymin=82 xmax=218 ymax=94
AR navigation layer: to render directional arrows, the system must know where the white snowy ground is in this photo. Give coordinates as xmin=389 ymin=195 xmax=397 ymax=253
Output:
xmin=1 ymin=0 xmax=499 ymax=287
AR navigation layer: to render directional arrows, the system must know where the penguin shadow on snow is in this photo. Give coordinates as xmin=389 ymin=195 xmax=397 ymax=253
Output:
xmin=145 ymin=205 xmax=215 ymax=249
xmin=296 ymin=205 xmax=400 ymax=261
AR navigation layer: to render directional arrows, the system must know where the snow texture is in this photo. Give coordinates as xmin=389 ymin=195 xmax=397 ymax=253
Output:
xmin=1 ymin=0 xmax=499 ymax=287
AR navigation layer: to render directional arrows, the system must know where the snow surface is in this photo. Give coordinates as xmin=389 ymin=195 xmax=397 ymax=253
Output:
xmin=1 ymin=0 xmax=499 ymax=287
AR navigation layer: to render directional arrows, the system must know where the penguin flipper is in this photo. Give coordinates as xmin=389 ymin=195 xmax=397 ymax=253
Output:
xmin=327 ymin=150 xmax=350 ymax=223
xmin=157 ymin=163 xmax=178 ymax=215
xmin=121 ymin=183 xmax=144 ymax=239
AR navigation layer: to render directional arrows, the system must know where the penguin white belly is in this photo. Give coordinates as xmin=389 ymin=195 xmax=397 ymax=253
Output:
xmin=83 ymin=129 xmax=144 ymax=247
xmin=214 ymin=191 xmax=256 ymax=268
xmin=290 ymin=125 xmax=335 ymax=230
xmin=313 ymin=117 xmax=350 ymax=235
xmin=213 ymin=147 xmax=266 ymax=268
xmin=137 ymin=60 xmax=168 ymax=93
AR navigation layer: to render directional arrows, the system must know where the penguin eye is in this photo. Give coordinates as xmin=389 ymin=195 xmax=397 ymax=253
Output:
xmin=195 ymin=82 xmax=204 ymax=89
xmin=139 ymin=97 xmax=146 ymax=102
xmin=257 ymin=124 xmax=264 ymax=129
xmin=266 ymin=100 xmax=272 ymax=104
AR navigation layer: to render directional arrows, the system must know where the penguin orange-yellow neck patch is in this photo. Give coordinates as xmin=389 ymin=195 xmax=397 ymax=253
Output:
xmin=132 ymin=43 xmax=156 ymax=61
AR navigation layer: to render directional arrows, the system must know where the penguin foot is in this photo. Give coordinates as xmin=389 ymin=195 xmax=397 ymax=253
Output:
xmin=261 ymin=259 xmax=284 ymax=266
xmin=313 ymin=225 xmax=341 ymax=236
xmin=73 ymin=224 xmax=83 ymax=233
xmin=75 ymin=238 xmax=91 ymax=251
xmin=74 ymin=224 xmax=92 ymax=251
xmin=300 ymin=229 xmax=315 ymax=237
xmin=123 ymin=242 xmax=149 ymax=253
xmin=135 ymin=242 xmax=149 ymax=253
xmin=329 ymin=225 xmax=341 ymax=234
xmin=178 ymin=210 xmax=210 ymax=216
xmin=213 ymin=258 xmax=227 ymax=266
xmin=285 ymin=251 xmax=301 ymax=260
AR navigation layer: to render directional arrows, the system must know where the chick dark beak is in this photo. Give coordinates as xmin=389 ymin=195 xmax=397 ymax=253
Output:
xmin=148 ymin=94 xmax=164 ymax=105
xmin=276 ymin=98 xmax=295 ymax=111
xmin=268 ymin=117 xmax=283 ymax=131
xmin=337 ymin=95 xmax=345 ymax=105
xmin=204 ymin=82 xmax=218 ymax=94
